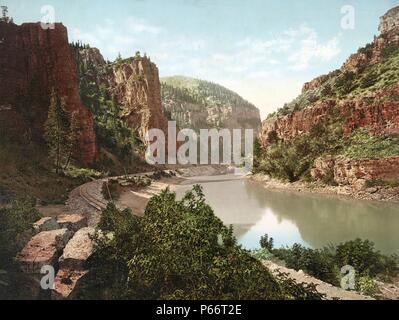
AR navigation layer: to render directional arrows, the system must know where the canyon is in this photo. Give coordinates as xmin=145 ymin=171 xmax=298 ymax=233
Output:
xmin=258 ymin=6 xmax=399 ymax=189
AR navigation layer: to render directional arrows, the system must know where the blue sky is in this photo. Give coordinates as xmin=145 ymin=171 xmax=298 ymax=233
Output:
xmin=5 ymin=0 xmax=399 ymax=118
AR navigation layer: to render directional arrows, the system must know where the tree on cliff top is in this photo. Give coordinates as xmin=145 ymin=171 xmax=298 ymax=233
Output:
xmin=0 ymin=6 xmax=12 ymax=23
xmin=44 ymin=90 xmax=79 ymax=173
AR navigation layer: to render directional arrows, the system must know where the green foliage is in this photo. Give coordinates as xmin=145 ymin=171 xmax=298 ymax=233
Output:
xmin=356 ymin=275 xmax=378 ymax=296
xmin=81 ymin=186 xmax=322 ymax=300
xmin=0 ymin=199 xmax=41 ymax=268
xmin=1 ymin=197 xmax=41 ymax=299
xmin=63 ymin=165 xmax=105 ymax=183
xmin=270 ymin=43 xmax=399 ymax=119
xmin=255 ymin=118 xmax=344 ymax=182
xmin=101 ymin=179 xmax=122 ymax=201
xmin=271 ymin=239 xmax=398 ymax=290
xmin=260 ymin=234 xmax=274 ymax=251
xmin=70 ymin=44 xmax=140 ymax=163
xmin=342 ymin=129 xmax=399 ymax=160
xmin=44 ymin=90 xmax=79 ymax=173
xmin=161 ymin=76 xmax=260 ymax=129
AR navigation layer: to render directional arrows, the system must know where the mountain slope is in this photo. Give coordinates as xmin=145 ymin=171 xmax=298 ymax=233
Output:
xmin=161 ymin=76 xmax=261 ymax=131
xmin=256 ymin=6 xmax=399 ymax=194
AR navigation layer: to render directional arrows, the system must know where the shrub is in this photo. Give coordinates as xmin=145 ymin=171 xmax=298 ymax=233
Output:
xmin=0 ymin=199 xmax=41 ymax=299
xmin=0 ymin=199 xmax=41 ymax=266
xmin=260 ymin=234 xmax=274 ymax=251
xmin=271 ymin=239 xmax=398 ymax=290
xmin=101 ymin=179 xmax=122 ymax=201
xmin=81 ymin=186 xmax=322 ymax=300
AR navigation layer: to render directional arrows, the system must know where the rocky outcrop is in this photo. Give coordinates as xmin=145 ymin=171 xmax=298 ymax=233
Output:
xmin=52 ymin=227 xmax=95 ymax=300
xmin=261 ymin=85 xmax=399 ymax=147
xmin=263 ymin=261 xmax=373 ymax=300
xmin=302 ymin=74 xmax=333 ymax=94
xmin=111 ymin=58 xmax=169 ymax=143
xmin=260 ymin=6 xmax=399 ymax=189
xmin=17 ymin=229 xmax=73 ymax=274
xmin=58 ymin=227 xmax=95 ymax=270
xmin=313 ymin=156 xmax=399 ymax=186
xmin=16 ymin=213 xmax=89 ymax=299
xmin=379 ymin=6 xmax=399 ymax=34
xmin=57 ymin=214 xmax=88 ymax=232
xmin=33 ymin=217 xmax=60 ymax=234
xmin=0 ymin=22 xmax=98 ymax=165
xmin=73 ymin=47 xmax=169 ymax=146
xmin=261 ymin=100 xmax=336 ymax=145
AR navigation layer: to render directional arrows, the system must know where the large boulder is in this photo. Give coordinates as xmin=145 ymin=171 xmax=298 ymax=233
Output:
xmin=17 ymin=228 xmax=73 ymax=274
xmin=58 ymin=227 xmax=95 ymax=270
xmin=52 ymin=227 xmax=96 ymax=300
xmin=52 ymin=269 xmax=89 ymax=300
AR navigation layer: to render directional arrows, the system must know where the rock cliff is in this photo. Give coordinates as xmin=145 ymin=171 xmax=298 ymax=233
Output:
xmin=72 ymin=47 xmax=169 ymax=147
xmin=0 ymin=22 xmax=98 ymax=165
xmin=258 ymin=6 xmax=399 ymax=187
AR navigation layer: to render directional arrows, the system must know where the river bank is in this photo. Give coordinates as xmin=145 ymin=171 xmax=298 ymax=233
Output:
xmin=249 ymin=173 xmax=399 ymax=204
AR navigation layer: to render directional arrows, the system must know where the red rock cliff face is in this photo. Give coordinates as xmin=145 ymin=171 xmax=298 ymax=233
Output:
xmin=109 ymin=58 xmax=169 ymax=144
xmin=260 ymin=7 xmax=399 ymax=148
xmin=261 ymin=85 xmax=399 ymax=146
xmin=0 ymin=22 xmax=98 ymax=165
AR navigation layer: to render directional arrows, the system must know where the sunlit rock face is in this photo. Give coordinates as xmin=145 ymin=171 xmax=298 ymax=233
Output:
xmin=379 ymin=5 xmax=399 ymax=34
xmin=259 ymin=6 xmax=399 ymax=186
xmin=73 ymin=46 xmax=169 ymax=146
xmin=0 ymin=22 xmax=98 ymax=165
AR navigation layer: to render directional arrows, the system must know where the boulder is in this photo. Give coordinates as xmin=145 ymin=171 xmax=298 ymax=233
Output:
xmin=17 ymin=229 xmax=73 ymax=274
xmin=59 ymin=227 xmax=95 ymax=270
xmin=57 ymin=214 xmax=88 ymax=232
xmin=33 ymin=217 xmax=60 ymax=234
xmin=52 ymin=269 xmax=89 ymax=300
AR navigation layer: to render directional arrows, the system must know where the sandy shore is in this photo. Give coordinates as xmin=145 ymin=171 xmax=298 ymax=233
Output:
xmin=250 ymin=173 xmax=399 ymax=204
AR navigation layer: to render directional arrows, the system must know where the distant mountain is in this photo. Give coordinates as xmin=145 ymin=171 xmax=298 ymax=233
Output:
xmin=161 ymin=76 xmax=261 ymax=132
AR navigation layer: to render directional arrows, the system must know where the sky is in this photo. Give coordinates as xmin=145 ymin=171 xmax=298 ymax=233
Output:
xmin=4 ymin=0 xmax=399 ymax=119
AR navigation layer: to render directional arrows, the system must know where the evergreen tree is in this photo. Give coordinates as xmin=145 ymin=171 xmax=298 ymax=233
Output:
xmin=44 ymin=90 xmax=79 ymax=173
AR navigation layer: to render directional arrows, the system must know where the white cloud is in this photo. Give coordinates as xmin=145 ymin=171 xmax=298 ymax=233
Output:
xmin=287 ymin=24 xmax=341 ymax=70
xmin=125 ymin=17 xmax=163 ymax=35
xmin=70 ymin=19 xmax=342 ymax=119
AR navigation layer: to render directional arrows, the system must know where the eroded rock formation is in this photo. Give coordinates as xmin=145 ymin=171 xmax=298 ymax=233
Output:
xmin=0 ymin=22 xmax=98 ymax=165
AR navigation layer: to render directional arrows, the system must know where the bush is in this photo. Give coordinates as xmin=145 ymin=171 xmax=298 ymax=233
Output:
xmin=255 ymin=119 xmax=344 ymax=182
xmin=81 ymin=186 xmax=322 ymax=300
xmin=271 ymin=239 xmax=398 ymax=290
xmin=0 ymin=199 xmax=41 ymax=267
xmin=0 ymin=199 xmax=41 ymax=299
xmin=260 ymin=234 xmax=274 ymax=251
xmin=342 ymin=129 xmax=399 ymax=160
xmin=101 ymin=179 xmax=122 ymax=201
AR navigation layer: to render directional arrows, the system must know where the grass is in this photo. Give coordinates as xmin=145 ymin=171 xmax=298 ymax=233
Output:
xmin=0 ymin=139 xmax=102 ymax=204
xmin=341 ymin=129 xmax=399 ymax=160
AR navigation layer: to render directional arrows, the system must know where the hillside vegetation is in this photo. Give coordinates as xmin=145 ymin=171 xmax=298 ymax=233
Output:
xmin=161 ymin=76 xmax=260 ymax=129
xmin=256 ymin=42 xmax=399 ymax=184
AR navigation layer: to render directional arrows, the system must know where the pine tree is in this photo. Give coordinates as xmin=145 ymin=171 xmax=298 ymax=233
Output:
xmin=44 ymin=90 xmax=79 ymax=173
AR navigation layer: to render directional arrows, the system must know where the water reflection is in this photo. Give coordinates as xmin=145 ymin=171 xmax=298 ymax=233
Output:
xmin=176 ymin=178 xmax=399 ymax=254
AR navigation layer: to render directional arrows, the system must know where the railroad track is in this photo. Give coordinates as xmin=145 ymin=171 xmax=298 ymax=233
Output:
xmin=79 ymin=181 xmax=107 ymax=211
xmin=77 ymin=170 xmax=175 ymax=212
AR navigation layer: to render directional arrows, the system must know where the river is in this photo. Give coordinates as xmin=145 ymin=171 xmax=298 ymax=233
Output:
xmin=175 ymin=175 xmax=399 ymax=255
